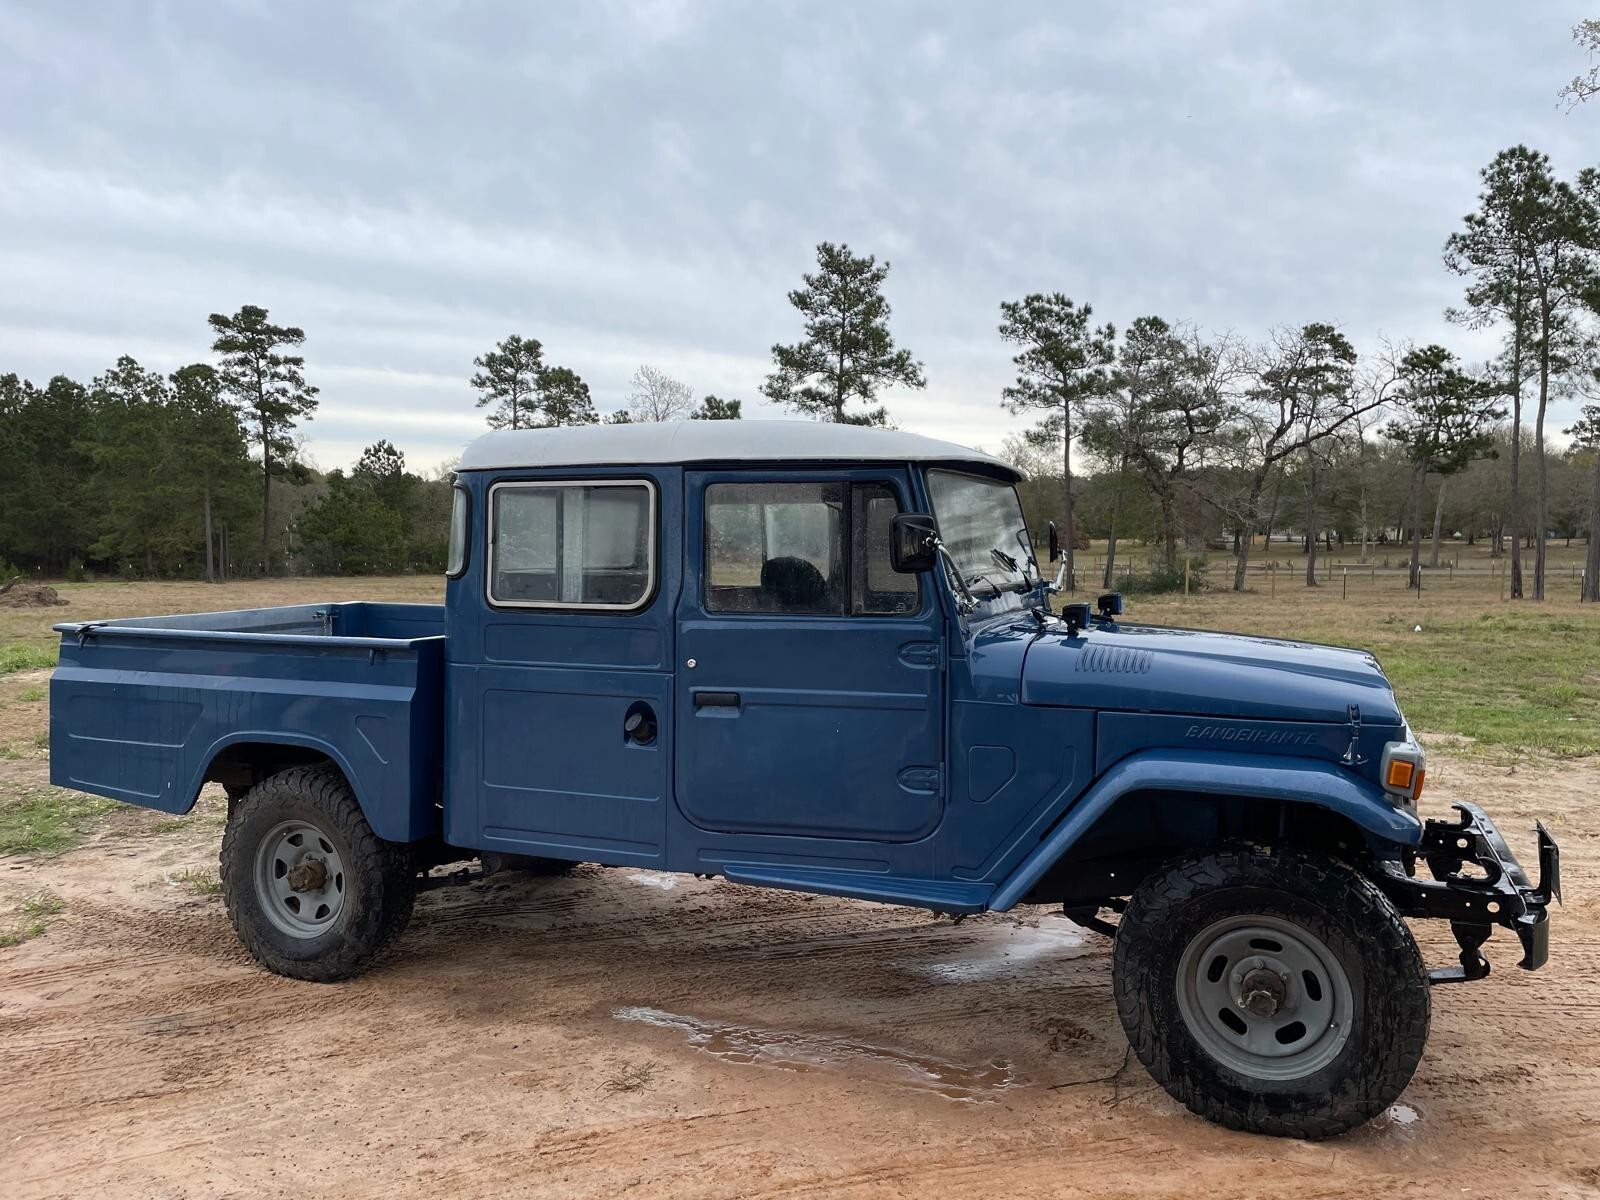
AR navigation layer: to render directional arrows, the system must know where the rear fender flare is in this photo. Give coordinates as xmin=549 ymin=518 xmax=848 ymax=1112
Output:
xmin=187 ymin=732 xmax=395 ymax=839
xmin=986 ymin=749 xmax=1422 ymax=912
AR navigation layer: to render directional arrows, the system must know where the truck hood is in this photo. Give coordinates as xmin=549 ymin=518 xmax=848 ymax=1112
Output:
xmin=1018 ymin=621 xmax=1403 ymax=727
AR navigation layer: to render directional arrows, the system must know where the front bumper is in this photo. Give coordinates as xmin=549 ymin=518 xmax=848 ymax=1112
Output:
xmin=1375 ymin=802 xmax=1560 ymax=983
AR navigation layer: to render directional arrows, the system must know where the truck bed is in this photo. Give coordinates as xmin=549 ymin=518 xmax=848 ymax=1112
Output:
xmin=49 ymin=602 xmax=446 ymax=841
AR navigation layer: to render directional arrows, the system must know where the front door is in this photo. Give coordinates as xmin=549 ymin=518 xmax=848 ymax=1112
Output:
xmin=674 ymin=469 xmax=945 ymax=842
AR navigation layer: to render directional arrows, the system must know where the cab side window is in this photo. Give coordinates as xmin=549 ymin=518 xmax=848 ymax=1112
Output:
xmin=853 ymin=485 xmax=919 ymax=615
xmin=703 ymin=481 xmax=918 ymax=616
xmin=705 ymin=481 xmax=844 ymax=614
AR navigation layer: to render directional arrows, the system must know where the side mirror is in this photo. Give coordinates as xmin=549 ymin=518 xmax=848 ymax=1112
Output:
xmin=889 ymin=513 xmax=939 ymax=573
xmin=1047 ymin=521 xmax=1060 ymax=563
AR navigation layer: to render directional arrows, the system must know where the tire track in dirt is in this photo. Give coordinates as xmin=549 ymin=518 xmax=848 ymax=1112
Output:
xmin=2 ymin=752 xmax=1599 ymax=1198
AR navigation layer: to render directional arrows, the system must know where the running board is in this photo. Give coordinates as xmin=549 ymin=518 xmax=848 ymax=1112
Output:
xmin=719 ymin=865 xmax=992 ymax=914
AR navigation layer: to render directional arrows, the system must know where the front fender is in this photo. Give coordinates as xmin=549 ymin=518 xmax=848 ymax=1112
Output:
xmin=986 ymin=749 xmax=1421 ymax=912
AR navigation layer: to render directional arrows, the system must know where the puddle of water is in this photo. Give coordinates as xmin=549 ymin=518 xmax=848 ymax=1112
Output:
xmin=911 ymin=920 xmax=1091 ymax=983
xmin=613 ymin=1006 xmax=1017 ymax=1102
xmin=626 ymin=871 xmax=680 ymax=891
xmin=1351 ymin=1101 xmax=1425 ymax=1143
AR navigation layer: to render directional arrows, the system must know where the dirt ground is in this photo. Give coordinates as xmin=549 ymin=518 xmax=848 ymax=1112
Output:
xmin=0 ymin=746 xmax=1596 ymax=1199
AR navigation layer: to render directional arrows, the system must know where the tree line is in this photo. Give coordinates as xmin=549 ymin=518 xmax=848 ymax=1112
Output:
xmin=728 ymin=146 xmax=1600 ymax=602
xmin=2 ymin=143 xmax=1596 ymax=594
xmin=980 ymin=146 xmax=1599 ymax=603
xmin=0 ymin=306 xmax=453 ymax=579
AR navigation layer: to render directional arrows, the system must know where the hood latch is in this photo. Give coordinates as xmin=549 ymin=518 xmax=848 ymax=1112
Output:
xmin=1341 ymin=703 xmax=1366 ymax=766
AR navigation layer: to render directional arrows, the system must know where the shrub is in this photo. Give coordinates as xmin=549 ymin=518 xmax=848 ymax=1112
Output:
xmin=1120 ymin=560 xmax=1208 ymax=595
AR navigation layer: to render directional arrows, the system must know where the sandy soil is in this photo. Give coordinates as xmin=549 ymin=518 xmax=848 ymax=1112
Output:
xmin=0 ymin=750 xmax=1596 ymax=1199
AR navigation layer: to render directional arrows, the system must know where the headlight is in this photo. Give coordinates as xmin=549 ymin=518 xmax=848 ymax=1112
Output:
xmin=1380 ymin=736 xmax=1426 ymax=807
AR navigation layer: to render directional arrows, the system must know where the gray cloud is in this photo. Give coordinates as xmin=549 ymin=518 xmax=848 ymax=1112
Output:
xmin=1 ymin=1 xmax=1594 ymax=470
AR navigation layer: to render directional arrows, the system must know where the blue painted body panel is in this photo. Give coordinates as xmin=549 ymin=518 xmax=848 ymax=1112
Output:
xmin=987 ymin=750 xmax=1424 ymax=912
xmin=50 ymin=603 xmax=445 ymax=841
xmin=48 ymin=461 xmax=1427 ymax=917
xmin=1021 ymin=621 xmax=1403 ymax=726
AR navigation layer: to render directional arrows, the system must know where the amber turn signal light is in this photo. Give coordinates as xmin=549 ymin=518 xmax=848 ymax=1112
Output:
xmin=1386 ymin=760 xmax=1415 ymax=791
xmin=1412 ymin=768 xmax=1425 ymax=799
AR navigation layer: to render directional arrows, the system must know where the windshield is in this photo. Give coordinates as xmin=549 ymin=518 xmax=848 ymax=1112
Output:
xmin=925 ymin=469 xmax=1033 ymax=597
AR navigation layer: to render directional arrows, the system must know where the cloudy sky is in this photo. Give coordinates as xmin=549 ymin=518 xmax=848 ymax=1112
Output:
xmin=2 ymin=2 xmax=1595 ymax=472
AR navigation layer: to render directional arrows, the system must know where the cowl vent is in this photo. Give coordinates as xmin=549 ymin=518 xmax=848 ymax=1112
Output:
xmin=1074 ymin=646 xmax=1154 ymax=675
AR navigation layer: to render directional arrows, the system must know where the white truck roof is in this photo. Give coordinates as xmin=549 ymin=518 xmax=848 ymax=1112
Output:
xmin=458 ymin=420 xmax=1018 ymax=478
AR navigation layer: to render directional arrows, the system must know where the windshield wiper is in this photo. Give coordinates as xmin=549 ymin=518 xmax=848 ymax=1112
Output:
xmin=988 ymin=546 xmax=1031 ymax=593
xmin=966 ymin=570 xmax=1004 ymax=598
xmin=1013 ymin=528 xmax=1040 ymax=590
xmin=989 ymin=546 xmax=1019 ymax=574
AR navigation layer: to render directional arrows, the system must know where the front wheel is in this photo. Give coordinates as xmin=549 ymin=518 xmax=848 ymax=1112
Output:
xmin=220 ymin=765 xmax=416 ymax=982
xmin=1113 ymin=847 xmax=1430 ymax=1139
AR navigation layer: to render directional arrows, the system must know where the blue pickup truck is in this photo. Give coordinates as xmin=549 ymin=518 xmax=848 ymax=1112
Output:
xmin=50 ymin=421 xmax=1557 ymax=1137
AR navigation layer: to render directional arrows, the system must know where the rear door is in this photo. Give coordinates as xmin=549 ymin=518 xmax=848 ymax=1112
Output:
xmin=674 ymin=468 xmax=945 ymax=842
xmin=446 ymin=470 xmax=676 ymax=867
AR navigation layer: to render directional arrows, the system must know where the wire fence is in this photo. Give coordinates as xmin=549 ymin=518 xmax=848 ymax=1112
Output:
xmin=1056 ymin=552 xmax=1594 ymax=601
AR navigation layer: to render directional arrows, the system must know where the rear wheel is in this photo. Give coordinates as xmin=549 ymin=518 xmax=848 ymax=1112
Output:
xmin=220 ymin=765 xmax=415 ymax=982
xmin=1113 ymin=847 xmax=1429 ymax=1138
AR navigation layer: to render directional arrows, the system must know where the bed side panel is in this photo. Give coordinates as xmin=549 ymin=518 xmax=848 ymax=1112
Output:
xmin=49 ymin=627 xmax=443 ymax=842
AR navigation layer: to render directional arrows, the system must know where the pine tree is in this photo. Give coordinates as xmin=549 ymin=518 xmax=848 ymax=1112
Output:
xmin=1567 ymin=388 xmax=1600 ymax=603
xmin=208 ymin=305 xmax=319 ymax=574
xmin=763 ymin=242 xmax=925 ymax=426
xmin=1386 ymin=346 xmax=1505 ymax=589
xmin=998 ymin=294 xmax=1116 ymax=592
xmin=691 ymin=395 xmax=742 ymax=420
xmin=168 ymin=363 xmax=252 ymax=582
xmin=538 ymin=366 xmax=598 ymax=426
xmin=471 ymin=334 xmax=544 ymax=430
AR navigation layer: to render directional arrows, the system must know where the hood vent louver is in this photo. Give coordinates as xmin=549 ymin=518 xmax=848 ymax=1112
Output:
xmin=1074 ymin=646 xmax=1155 ymax=675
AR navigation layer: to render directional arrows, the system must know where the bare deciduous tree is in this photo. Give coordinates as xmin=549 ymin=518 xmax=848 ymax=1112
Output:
xmin=625 ymin=365 xmax=695 ymax=423
xmin=1560 ymin=19 xmax=1600 ymax=109
xmin=1213 ymin=324 xmax=1388 ymax=591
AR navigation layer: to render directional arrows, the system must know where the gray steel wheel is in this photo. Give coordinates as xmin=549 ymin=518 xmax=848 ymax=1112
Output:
xmin=222 ymin=765 xmax=415 ymax=981
xmin=1175 ymin=913 xmax=1353 ymax=1081
xmin=253 ymin=818 xmax=347 ymax=939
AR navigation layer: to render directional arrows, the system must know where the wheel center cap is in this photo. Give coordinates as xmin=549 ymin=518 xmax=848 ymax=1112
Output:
xmin=286 ymin=857 xmax=329 ymax=893
xmin=1238 ymin=966 xmax=1286 ymax=1017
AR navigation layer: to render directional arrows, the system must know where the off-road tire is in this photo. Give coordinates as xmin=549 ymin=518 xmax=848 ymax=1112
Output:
xmin=220 ymin=765 xmax=416 ymax=982
xmin=1113 ymin=846 xmax=1429 ymax=1139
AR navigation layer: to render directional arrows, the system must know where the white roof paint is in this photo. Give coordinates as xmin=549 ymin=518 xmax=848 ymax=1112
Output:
xmin=458 ymin=420 xmax=1018 ymax=477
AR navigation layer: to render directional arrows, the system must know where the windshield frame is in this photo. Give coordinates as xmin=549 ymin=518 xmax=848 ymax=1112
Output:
xmin=923 ymin=467 xmax=1037 ymax=604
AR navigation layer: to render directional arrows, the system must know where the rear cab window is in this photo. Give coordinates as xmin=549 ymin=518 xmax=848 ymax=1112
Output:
xmin=488 ymin=480 xmax=656 ymax=610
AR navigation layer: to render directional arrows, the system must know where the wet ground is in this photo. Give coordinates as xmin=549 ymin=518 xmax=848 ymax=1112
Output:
xmin=1 ymin=750 xmax=1598 ymax=1198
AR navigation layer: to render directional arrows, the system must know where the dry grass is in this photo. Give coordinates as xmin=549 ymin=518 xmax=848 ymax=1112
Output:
xmin=0 ymin=575 xmax=445 ymax=672
xmin=0 ymin=892 xmax=66 ymax=949
xmin=2 ymin=560 xmax=1596 ymax=777
xmin=157 ymin=868 xmax=223 ymax=897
